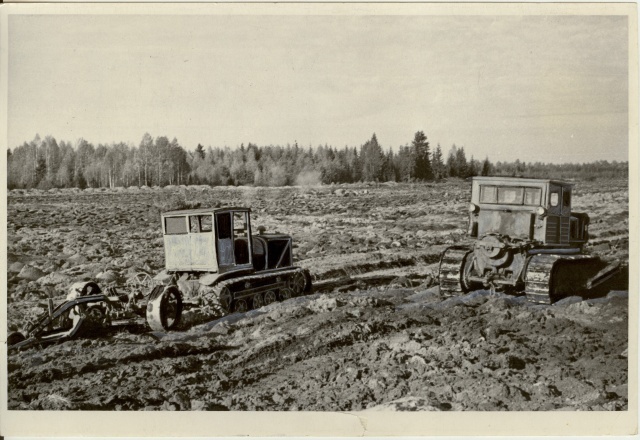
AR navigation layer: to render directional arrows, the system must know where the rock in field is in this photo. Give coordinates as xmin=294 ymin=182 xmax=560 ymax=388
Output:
xmin=307 ymin=295 xmax=344 ymax=313
xmin=17 ymin=265 xmax=45 ymax=281
xmin=67 ymin=253 xmax=89 ymax=265
xmin=8 ymin=261 xmax=25 ymax=273
xmin=96 ymin=271 xmax=119 ymax=283
xmin=37 ymin=271 xmax=72 ymax=287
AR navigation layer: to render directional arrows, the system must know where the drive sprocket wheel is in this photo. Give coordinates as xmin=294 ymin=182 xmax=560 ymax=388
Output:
xmin=289 ymin=272 xmax=307 ymax=297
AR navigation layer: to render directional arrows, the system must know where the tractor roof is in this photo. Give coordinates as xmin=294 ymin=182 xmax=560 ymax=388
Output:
xmin=472 ymin=176 xmax=574 ymax=187
xmin=162 ymin=207 xmax=251 ymax=216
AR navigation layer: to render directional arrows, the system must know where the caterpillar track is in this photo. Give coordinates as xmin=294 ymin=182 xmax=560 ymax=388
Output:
xmin=525 ymin=253 xmax=601 ymax=304
xmin=204 ymin=267 xmax=312 ymax=314
xmin=439 ymin=249 xmax=614 ymax=305
xmin=438 ymin=246 xmax=472 ymax=296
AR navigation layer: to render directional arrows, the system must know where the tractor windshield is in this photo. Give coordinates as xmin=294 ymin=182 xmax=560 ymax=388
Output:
xmin=524 ymin=188 xmax=542 ymax=205
xmin=480 ymin=185 xmax=541 ymax=206
xmin=497 ymin=187 xmax=524 ymax=204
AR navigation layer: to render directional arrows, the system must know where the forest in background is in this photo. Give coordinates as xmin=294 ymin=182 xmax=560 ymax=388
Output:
xmin=7 ymin=132 xmax=628 ymax=189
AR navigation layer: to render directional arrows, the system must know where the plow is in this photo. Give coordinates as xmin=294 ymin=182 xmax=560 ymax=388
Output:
xmin=7 ymin=275 xmax=193 ymax=350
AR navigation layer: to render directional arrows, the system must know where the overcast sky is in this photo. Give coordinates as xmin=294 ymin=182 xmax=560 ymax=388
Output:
xmin=7 ymin=13 xmax=629 ymax=163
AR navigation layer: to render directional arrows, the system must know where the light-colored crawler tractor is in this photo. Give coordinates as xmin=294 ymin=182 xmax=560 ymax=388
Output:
xmin=439 ymin=177 xmax=621 ymax=304
xmin=152 ymin=207 xmax=312 ymax=329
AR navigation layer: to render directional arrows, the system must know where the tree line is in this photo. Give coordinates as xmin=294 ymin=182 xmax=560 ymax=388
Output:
xmin=7 ymin=132 xmax=627 ymax=189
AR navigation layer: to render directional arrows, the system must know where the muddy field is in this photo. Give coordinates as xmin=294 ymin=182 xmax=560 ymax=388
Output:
xmin=6 ymin=178 xmax=629 ymax=411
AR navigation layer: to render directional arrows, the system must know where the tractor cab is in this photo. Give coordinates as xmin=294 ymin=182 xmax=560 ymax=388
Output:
xmin=161 ymin=207 xmax=293 ymax=275
xmin=468 ymin=177 xmax=589 ymax=249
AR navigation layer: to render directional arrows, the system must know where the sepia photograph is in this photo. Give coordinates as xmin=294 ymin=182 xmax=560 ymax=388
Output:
xmin=1 ymin=2 xmax=637 ymax=437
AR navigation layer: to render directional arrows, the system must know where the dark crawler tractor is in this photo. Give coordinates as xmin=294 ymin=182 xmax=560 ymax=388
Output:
xmin=8 ymin=207 xmax=311 ymax=349
xmin=439 ymin=176 xmax=621 ymax=304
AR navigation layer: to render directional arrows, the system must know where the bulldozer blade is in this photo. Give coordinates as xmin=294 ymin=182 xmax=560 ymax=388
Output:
xmin=585 ymin=260 xmax=621 ymax=290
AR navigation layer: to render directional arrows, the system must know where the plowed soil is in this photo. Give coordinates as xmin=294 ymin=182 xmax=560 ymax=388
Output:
xmin=6 ymin=178 xmax=629 ymax=411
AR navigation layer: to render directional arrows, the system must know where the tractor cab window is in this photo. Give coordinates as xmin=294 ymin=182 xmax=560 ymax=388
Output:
xmin=550 ymin=191 xmax=559 ymax=207
xmin=524 ymin=188 xmax=542 ymax=206
xmin=480 ymin=186 xmax=497 ymax=203
xmin=497 ymin=187 xmax=524 ymax=205
xmin=200 ymin=215 xmax=213 ymax=232
xmin=165 ymin=216 xmax=187 ymax=235
xmin=189 ymin=216 xmax=200 ymax=233
xmin=216 ymin=213 xmax=232 ymax=239
xmin=189 ymin=215 xmax=213 ymax=233
xmin=563 ymin=188 xmax=571 ymax=208
xmin=561 ymin=188 xmax=572 ymax=215
xmin=233 ymin=211 xmax=250 ymax=265
xmin=233 ymin=212 xmax=248 ymax=237
xmin=215 ymin=212 xmax=235 ymax=267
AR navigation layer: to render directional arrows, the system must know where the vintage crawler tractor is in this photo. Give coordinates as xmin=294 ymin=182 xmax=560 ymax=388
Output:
xmin=439 ymin=177 xmax=621 ymax=304
xmin=156 ymin=207 xmax=312 ymax=324
xmin=8 ymin=207 xmax=311 ymax=349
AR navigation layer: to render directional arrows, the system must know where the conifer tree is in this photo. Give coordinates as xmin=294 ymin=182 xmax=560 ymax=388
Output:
xmin=360 ymin=133 xmax=384 ymax=182
xmin=481 ymin=157 xmax=492 ymax=176
xmin=412 ymin=131 xmax=433 ymax=180
xmin=431 ymin=143 xmax=446 ymax=179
